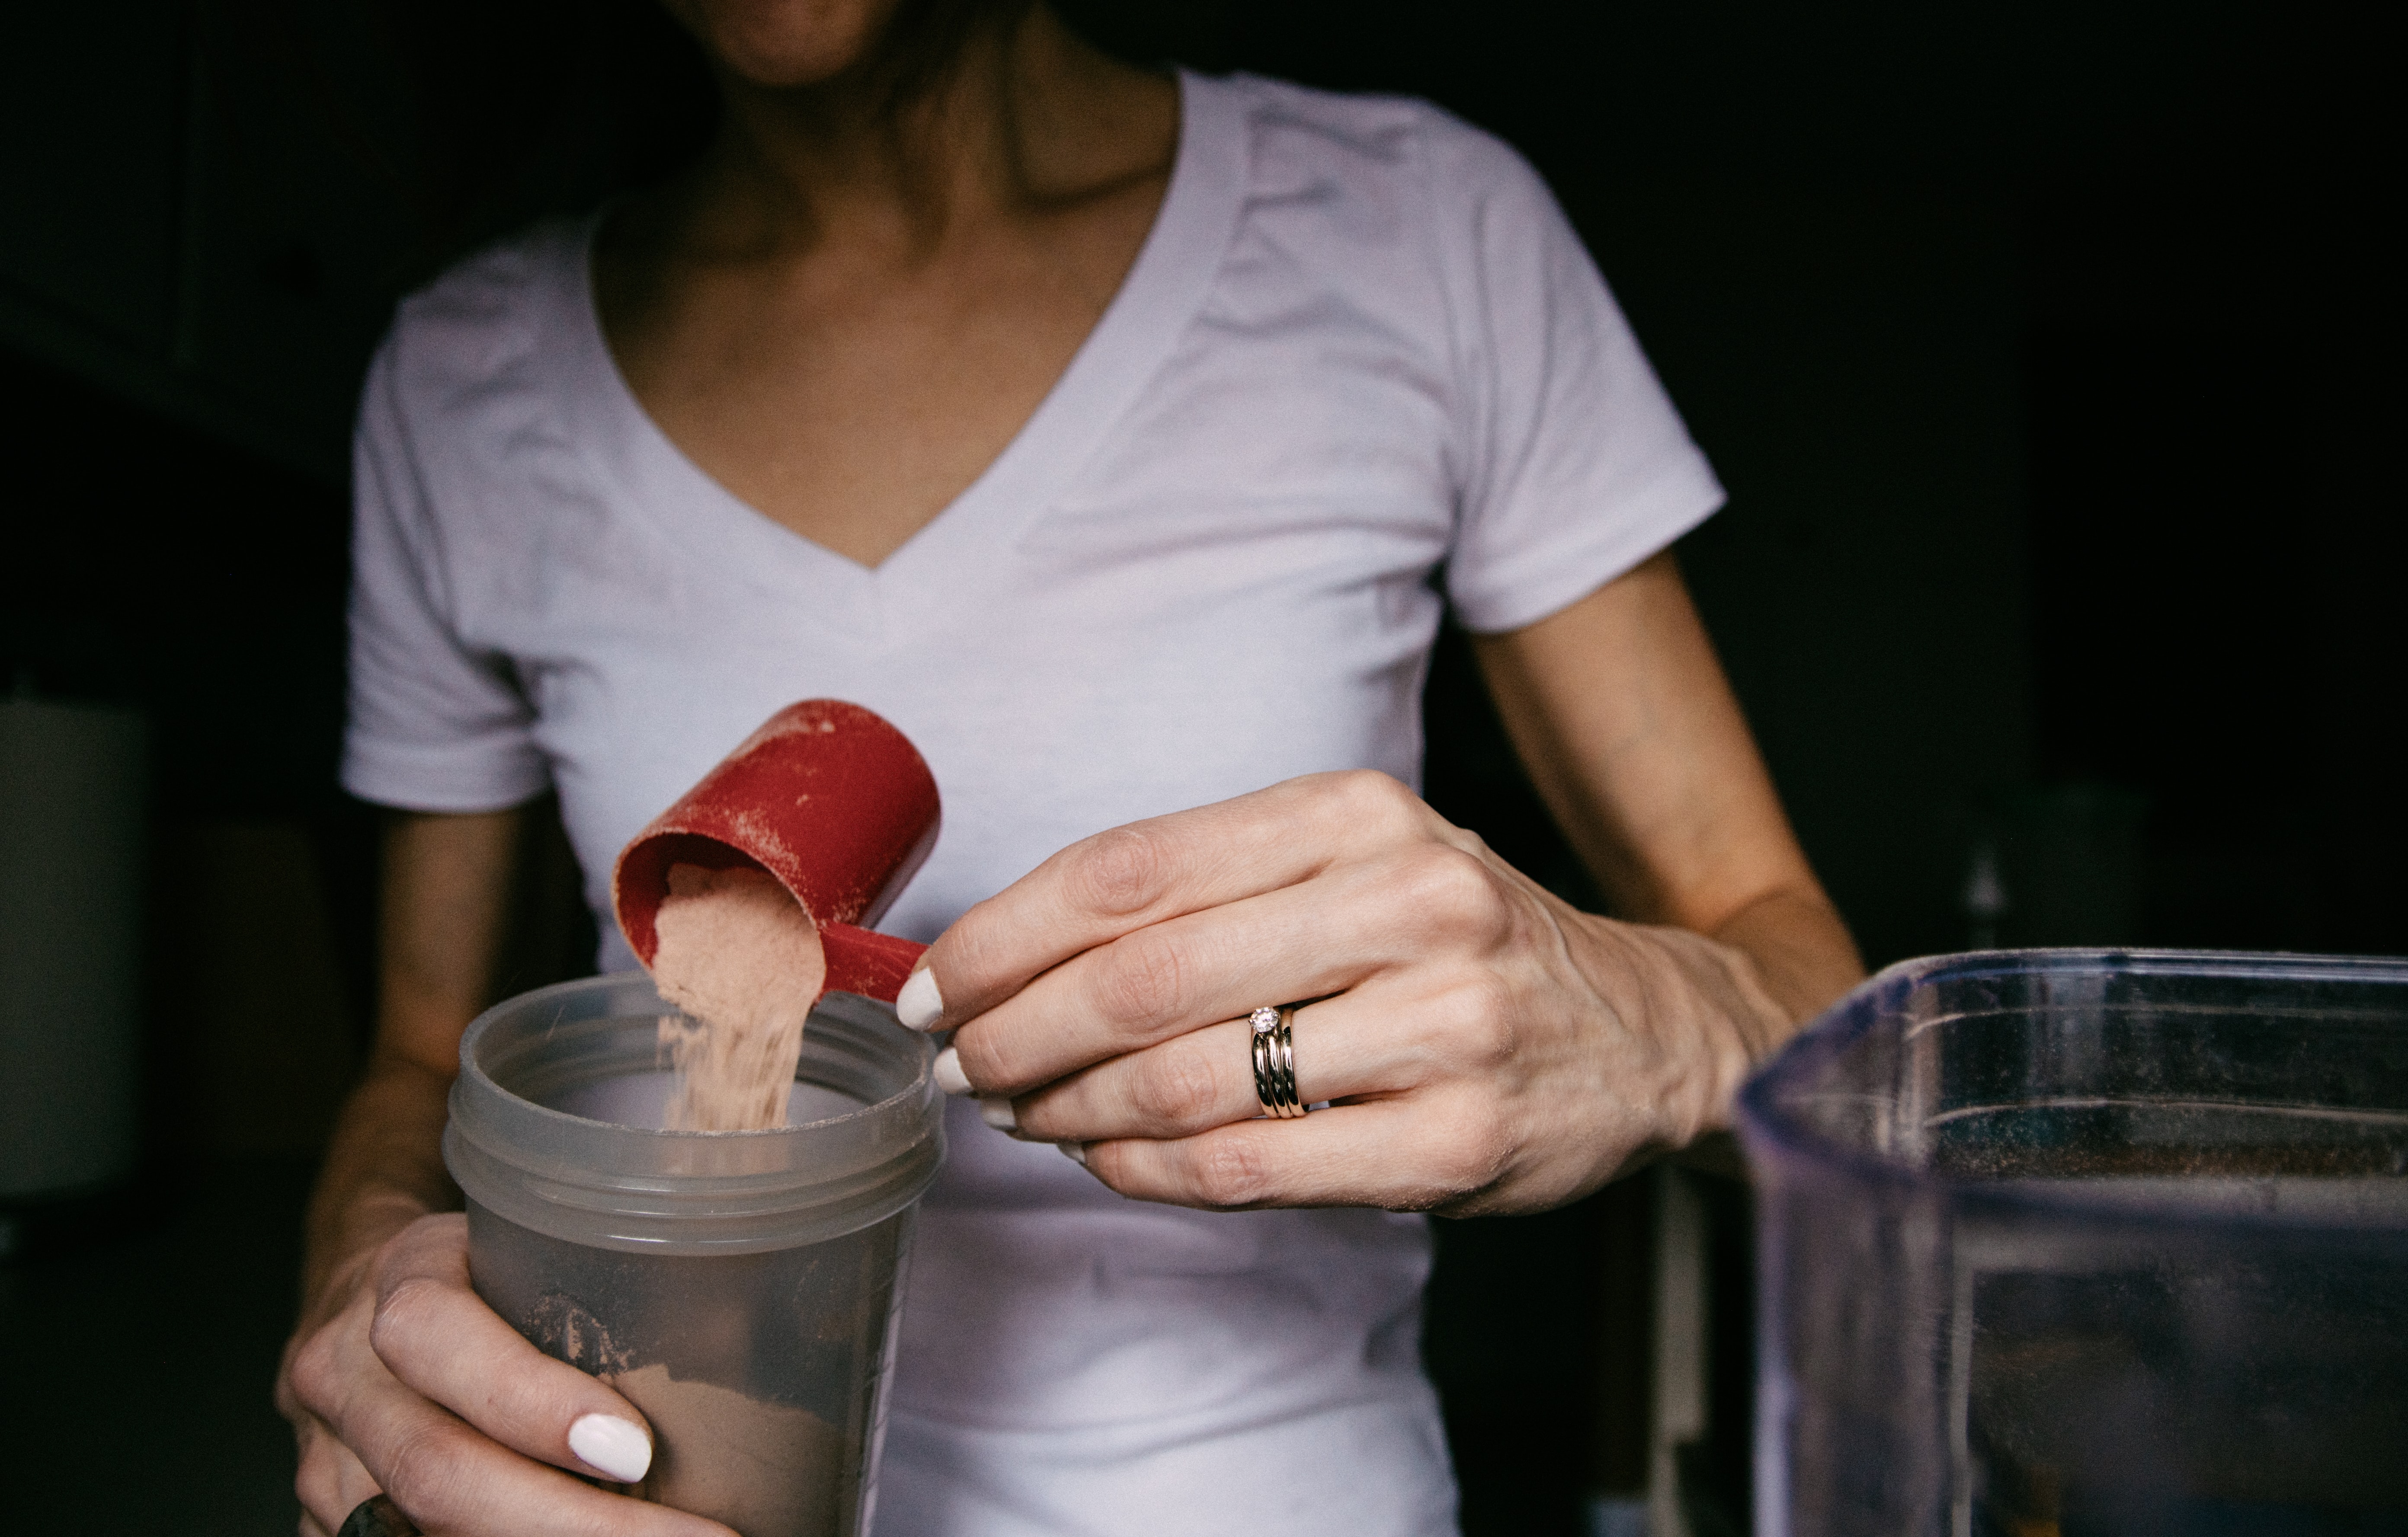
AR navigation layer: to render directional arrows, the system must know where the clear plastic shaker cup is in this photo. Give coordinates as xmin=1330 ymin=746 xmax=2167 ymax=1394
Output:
xmin=446 ymin=977 xmax=942 ymax=1537
xmin=447 ymin=699 xmax=948 ymax=1535
xmin=1737 ymin=949 xmax=2408 ymax=1536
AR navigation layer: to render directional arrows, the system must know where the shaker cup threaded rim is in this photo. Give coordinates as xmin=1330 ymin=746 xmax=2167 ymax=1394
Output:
xmin=445 ymin=972 xmax=945 ymax=1256
xmin=1735 ymin=947 xmax=2408 ymax=1231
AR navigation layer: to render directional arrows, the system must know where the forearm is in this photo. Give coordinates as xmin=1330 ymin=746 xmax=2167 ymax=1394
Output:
xmin=299 ymin=807 xmax=526 ymax=1315
xmin=1470 ymin=556 xmax=1866 ymax=1117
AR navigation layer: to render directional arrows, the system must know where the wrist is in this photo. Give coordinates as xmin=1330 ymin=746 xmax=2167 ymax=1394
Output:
xmin=1570 ymin=911 xmax=1783 ymax=1149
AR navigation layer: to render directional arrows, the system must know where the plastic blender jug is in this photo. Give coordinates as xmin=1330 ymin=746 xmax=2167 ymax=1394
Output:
xmin=445 ymin=973 xmax=944 ymax=1537
xmin=1737 ymin=950 xmax=2408 ymax=1536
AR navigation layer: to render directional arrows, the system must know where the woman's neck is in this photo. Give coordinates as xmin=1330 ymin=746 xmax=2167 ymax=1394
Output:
xmin=669 ymin=5 xmax=1173 ymax=263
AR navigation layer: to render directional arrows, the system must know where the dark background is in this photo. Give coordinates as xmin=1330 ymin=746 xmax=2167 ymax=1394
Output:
xmin=1 ymin=2 xmax=2397 ymax=1533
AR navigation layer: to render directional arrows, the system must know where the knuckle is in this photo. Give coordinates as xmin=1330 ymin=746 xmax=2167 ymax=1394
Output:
xmin=371 ymin=1221 xmax=435 ymax=1287
xmin=1398 ymin=843 xmax=1502 ymax=930
xmin=1452 ymin=977 xmax=1521 ymax=1068
xmin=955 ymin=1029 xmax=1035 ymax=1098
xmin=1132 ymin=1045 xmax=1223 ymax=1128
xmin=1446 ymin=822 xmax=1497 ymax=860
xmin=951 ymin=1036 xmax=1003 ymax=1092
xmin=288 ymin=1329 xmax=340 ymax=1412
xmin=1431 ymin=1101 xmax=1512 ymax=1193
xmin=1329 ymin=769 xmax=1422 ymax=837
xmin=368 ymin=1275 xmax=444 ymax=1362
xmin=941 ymin=895 xmax=1013 ymax=999
xmin=1191 ymin=1135 xmax=1276 ymax=1209
xmin=378 ymin=1420 xmax=463 ymax=1524
xmin=1069 ymin=824 xmax=1172 ymax=916
xmin=1092 ymin=929 xmax=1193 ymax=1032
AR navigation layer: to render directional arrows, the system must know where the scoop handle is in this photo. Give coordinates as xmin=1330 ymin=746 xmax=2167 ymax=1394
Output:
xmin=823 ymin=923 xmax=928 ymax=1004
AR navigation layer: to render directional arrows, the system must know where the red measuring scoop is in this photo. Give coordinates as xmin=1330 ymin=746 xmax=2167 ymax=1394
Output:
xmin=612 ymin=699 xmax=939 ymax=1004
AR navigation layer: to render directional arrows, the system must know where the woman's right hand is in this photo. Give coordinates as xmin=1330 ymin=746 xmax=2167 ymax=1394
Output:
xmin=278 ymin=1211 xmax=730 ymax=1537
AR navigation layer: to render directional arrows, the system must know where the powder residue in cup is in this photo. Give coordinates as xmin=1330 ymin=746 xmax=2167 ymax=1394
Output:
xmin=612 ymin=1362 xmax=844 ymax=1536
xmin=647 ymin=862 xmax=827 ymax=1131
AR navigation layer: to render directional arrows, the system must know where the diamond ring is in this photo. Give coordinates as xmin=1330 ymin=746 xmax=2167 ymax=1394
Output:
xmin=1249 ymin=1005 xmax=1306 ymax=1118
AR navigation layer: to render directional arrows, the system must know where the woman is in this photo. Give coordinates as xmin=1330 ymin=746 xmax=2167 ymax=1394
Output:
xmin=280 ymin=1 xmax=1863 ymax=1533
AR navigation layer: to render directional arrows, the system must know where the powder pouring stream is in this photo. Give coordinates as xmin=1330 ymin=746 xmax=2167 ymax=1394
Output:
xmin=650 ymin=863 xmax=828 ymax=1132
xmin=445 ymin=699 xmax=945 ymax=1537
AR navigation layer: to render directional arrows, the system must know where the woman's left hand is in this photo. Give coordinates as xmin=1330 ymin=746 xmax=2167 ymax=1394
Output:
xmin=902 ymin=769 xmax=1798 ymax=1216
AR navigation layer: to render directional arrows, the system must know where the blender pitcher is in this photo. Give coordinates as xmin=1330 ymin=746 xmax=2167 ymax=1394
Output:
xmin=1737 ymin=950 xmax=2408 ymax=1537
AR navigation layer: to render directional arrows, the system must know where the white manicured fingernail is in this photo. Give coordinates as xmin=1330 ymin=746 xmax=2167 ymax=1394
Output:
xmin=569 ymin=1412 xmax=652 ymax=1483
xmin=1059 ymin=1141 xmax=1087 ymax=1166
xmin=897 ymin=968 xmax=945 ymax=1030
xmin=934 ymin=1046 xmax=972 ymax=1096
xmin=977 ymin=1096 xmax=1017 ymax=1132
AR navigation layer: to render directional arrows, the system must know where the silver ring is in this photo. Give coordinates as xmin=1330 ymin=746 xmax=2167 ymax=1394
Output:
xmin=1250 ymin=1005 xmax=1306 ymax=1118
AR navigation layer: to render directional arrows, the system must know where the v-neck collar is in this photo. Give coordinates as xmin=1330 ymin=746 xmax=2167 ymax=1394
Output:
xmin=557 ymin=70 xmax=1247 ymax=641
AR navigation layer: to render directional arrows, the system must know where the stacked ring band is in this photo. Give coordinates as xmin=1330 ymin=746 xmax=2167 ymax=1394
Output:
xmin=1250 ymin=1005 xmax=1306 ymax=1118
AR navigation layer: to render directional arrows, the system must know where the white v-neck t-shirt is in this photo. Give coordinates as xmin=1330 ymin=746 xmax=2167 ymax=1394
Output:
xmin=344 ymin=70 xmax=1721 ymax=1537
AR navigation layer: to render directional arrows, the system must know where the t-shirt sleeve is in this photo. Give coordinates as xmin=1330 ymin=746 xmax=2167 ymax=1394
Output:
xmin=339 ymin=339 xmax=551 ymax=812
xmin=1431 ymin=120 xmax=1724 ymax=634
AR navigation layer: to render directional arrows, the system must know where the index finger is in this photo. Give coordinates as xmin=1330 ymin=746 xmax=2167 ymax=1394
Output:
xmin=909 ymin=771 xmax=1439 ymax=1029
